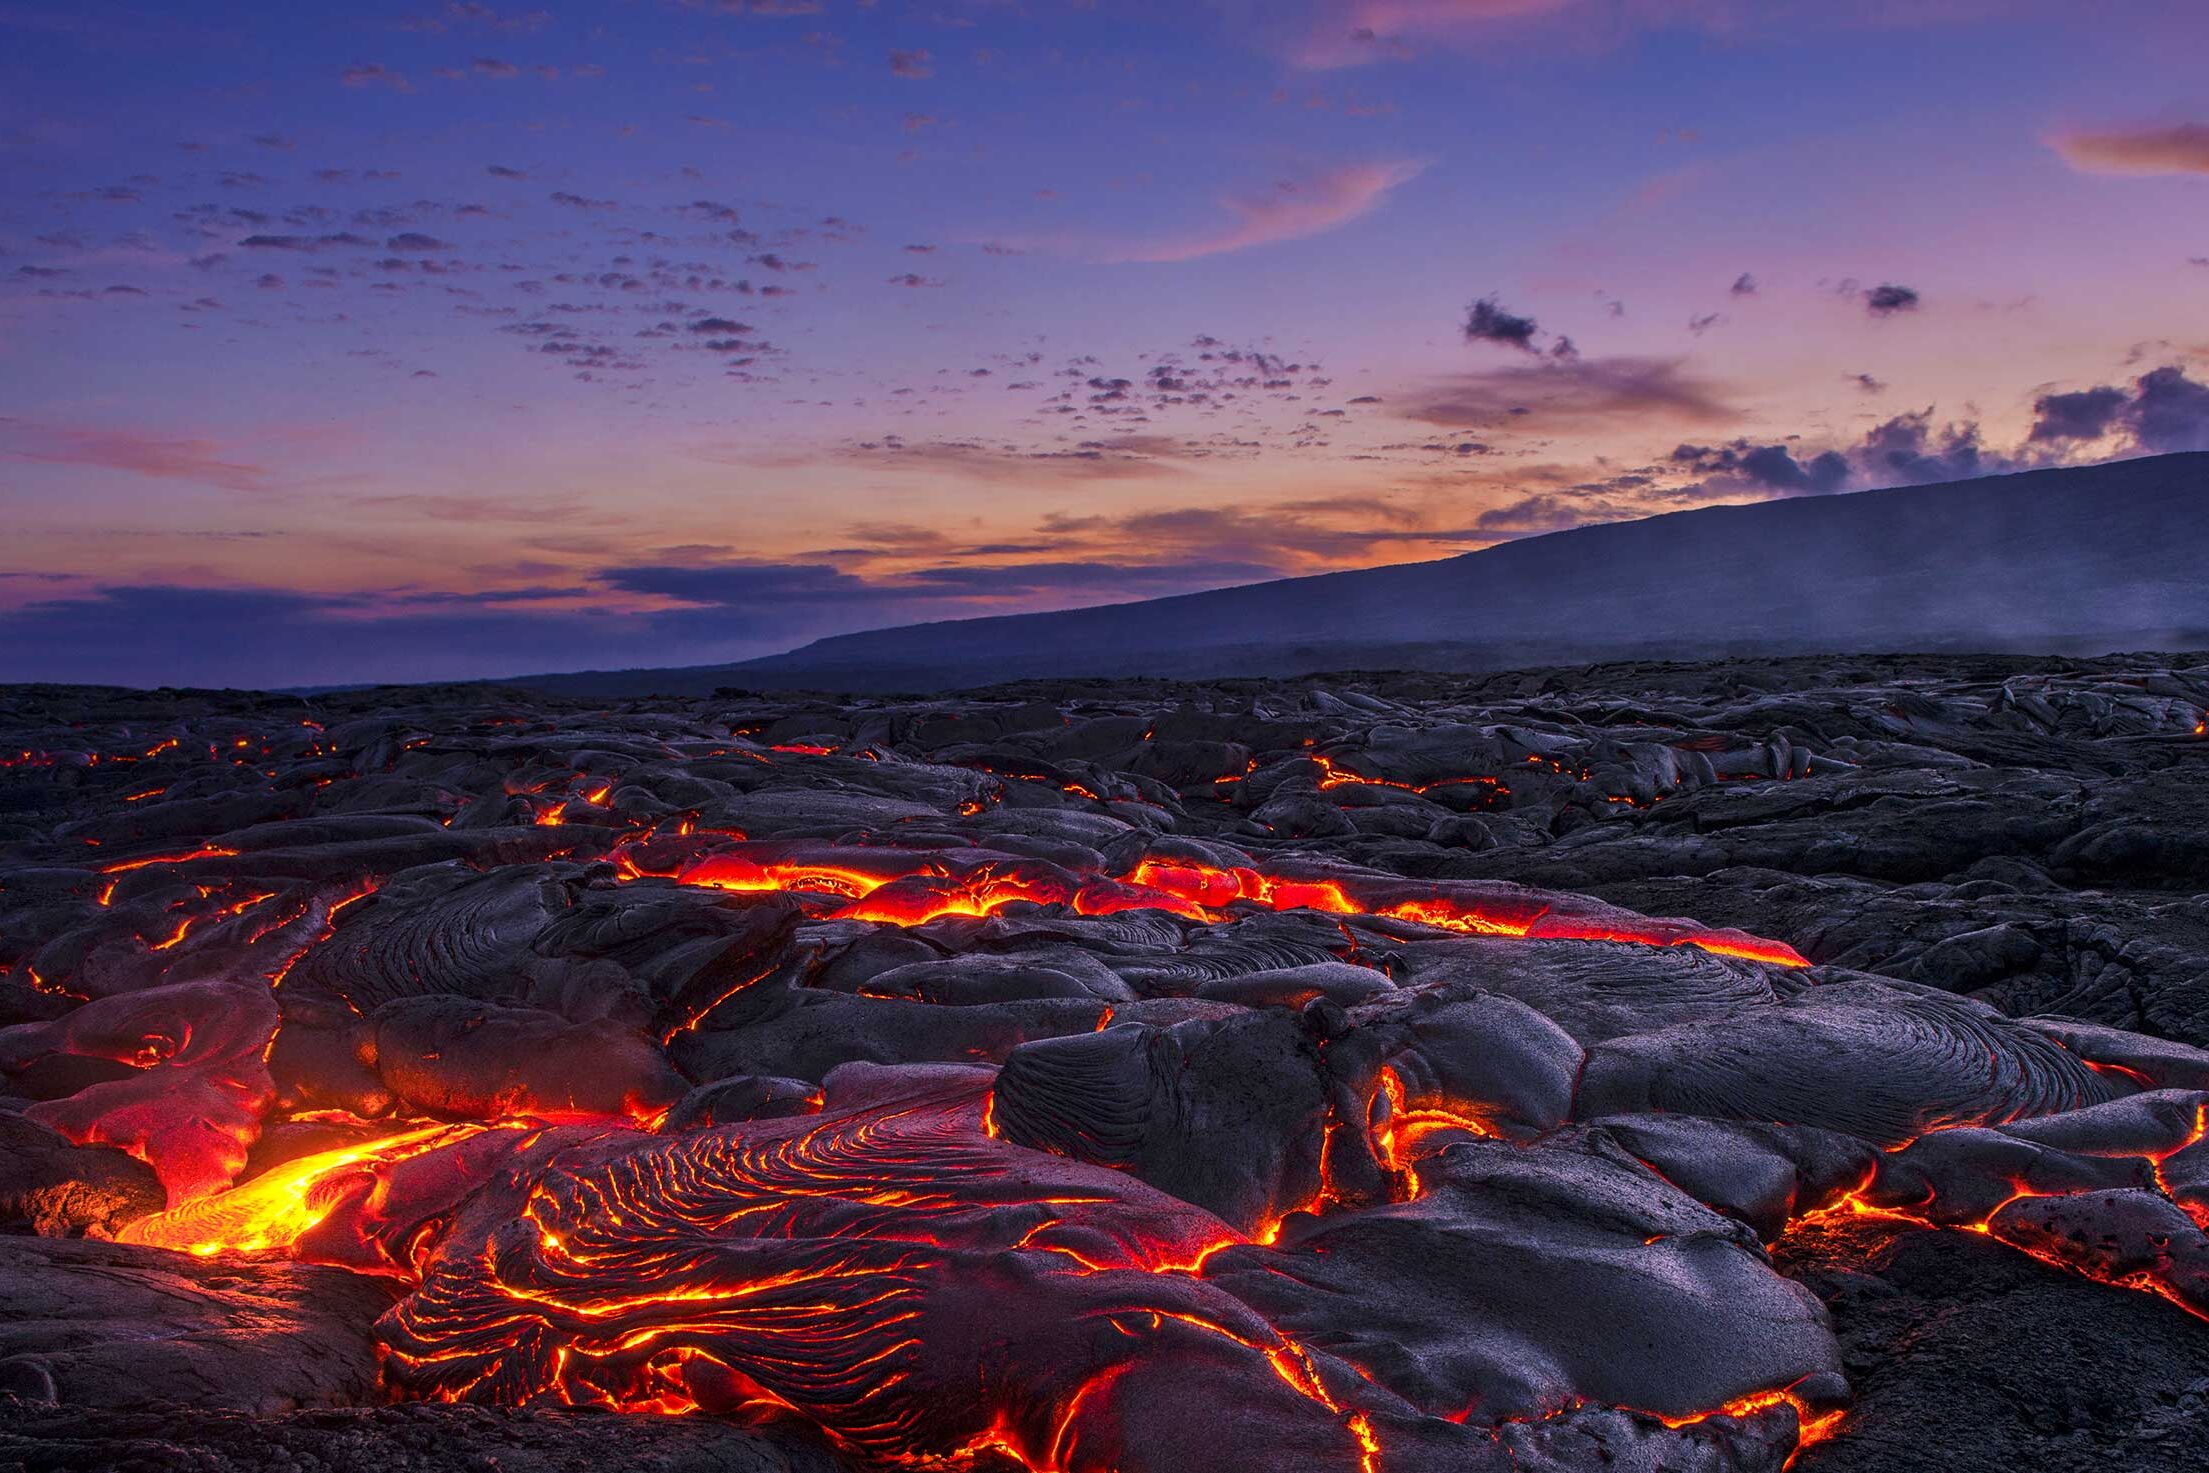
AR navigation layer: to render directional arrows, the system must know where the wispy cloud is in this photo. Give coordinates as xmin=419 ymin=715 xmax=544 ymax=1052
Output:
xmin=2050 ymin=122 xmax=2209 ymax=176
xmin=1110 ymin=160 xmax=1425 ymax=263
xmin=0 ymin=422 xmax=274 ymax=492
xmin=1395 ymin=356 xmax=1738 ymax=431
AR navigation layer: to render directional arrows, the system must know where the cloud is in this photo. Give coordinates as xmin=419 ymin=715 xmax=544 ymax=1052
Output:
xmin=341 ymin=62 xmax=411 ymax=91
xmin=0 ymin=423 xmax=272 ymax=492
xmin=1034 ymin=495 xmax=1503 ymax=571
xmin=386 ymin=232 xmax=450 ymax=251
xmin=2050 ymin=123 xmax=2209 ymax=176
xmin=889 ymin=48 xmax=933 ymax=78
xmin=1664 ymin=363 xmax=2209 ymax=510
xmin=1730 ymin=272 xmax=1758 ymax=296
xmin=1852 ymin=408 xmax=2003 ymax=484
xmin=1395 ymin=356 xmax=1738 ymax=430
xmin=2133 ymin=365 xmax=2209 ymax=452
xmin=2029 ymin=365 xmax=2209 ymax=454
xmin=238 ymin=232 xmax=375 ymax=251
xmin=886 ymin=272 xmax=942 ymax=288
xmin=1863 ymin=282 xmax=1920 ymax=316
xmin=2027 ymin=385 xmax=2130 ymax=444
xmin=1461 ymin=294 xmax=1540 ymax=352
xmin=1671 ymin=439 xmax=1851 ymax=496
xmin=1114 ymin=160 xmax=1424 ymax=263
xmin=598 ymin=561 xmax=866 ymax=607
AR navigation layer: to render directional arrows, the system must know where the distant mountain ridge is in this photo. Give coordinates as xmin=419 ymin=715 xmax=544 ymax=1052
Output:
xmin=522 ymin=453 xmax=2209 ymax=696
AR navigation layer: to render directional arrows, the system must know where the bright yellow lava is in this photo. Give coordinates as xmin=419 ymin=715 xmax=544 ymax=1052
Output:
xmin=118 ymin=1122 xmax=480 ymax=1256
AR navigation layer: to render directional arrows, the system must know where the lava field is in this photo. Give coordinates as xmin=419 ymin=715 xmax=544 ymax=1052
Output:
xmin=4 ymin=652 xmax=2208 ymax=1473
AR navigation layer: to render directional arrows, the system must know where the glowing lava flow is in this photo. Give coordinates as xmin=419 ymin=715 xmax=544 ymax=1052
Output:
xmin=1312 ymin=754 xmax=1506 ymax=800
xmin=1790 ymin=1093 xmax=2209 ymax=1323
xmin=135 ymin=1063 xmax=1864 ymax=1471
xmin=97 ymin=844 xmax=240 ymax=873
xmin=358 ymin=1066 xmax=1395 ymax=1470
xmin=119 ymin=1121 xmax=486 ymax=1256
xmin=624 ymin=840 xmax=1810 ymax=968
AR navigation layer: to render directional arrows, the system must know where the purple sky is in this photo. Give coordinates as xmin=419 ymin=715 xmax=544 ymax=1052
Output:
xmin=3 ymin=0 xmax=2207 ymax=687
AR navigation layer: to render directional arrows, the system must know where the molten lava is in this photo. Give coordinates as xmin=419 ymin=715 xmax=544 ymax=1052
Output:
xmin=626 ymin=839 xmax=1811 ymax=968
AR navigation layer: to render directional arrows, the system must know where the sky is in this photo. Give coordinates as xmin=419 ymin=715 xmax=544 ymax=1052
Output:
xmin=2 ymin=0 xmax=2207 ymax=688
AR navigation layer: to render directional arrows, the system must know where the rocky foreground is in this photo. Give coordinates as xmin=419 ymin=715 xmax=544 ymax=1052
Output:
xmin=3 ymin=652 xmax=2207 ymax=1472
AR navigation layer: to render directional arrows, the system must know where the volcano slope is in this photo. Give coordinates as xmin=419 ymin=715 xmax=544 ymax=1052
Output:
xmin=2 ymin=651 xmax=2206 ymax=1473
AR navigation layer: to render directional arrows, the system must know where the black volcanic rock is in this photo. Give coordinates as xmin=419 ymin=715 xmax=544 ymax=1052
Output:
xmin=2 ymin=653 xmax=2208 ymax=1472
xmin=0 ymin=1235 xmax=397 ymax=1413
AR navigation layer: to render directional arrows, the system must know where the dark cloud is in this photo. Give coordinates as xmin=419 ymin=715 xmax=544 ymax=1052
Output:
xmin=1864 ymin=282 xmax=1921 ymax=316
xmin=1461 ymin=294 xmax=1540 ymax=353
xmin=2133 ymin=365 xmax=2209 ymax=452
xmin=549 ymin=191 xmax=616 ymax=210
xmin=1855 ymin=408 xmax=2000 ymax=484
xmin=385 ymin=232 xmax=450 ymax=251
xmin=2026 ymin=365 xmax=2209 ymax=454
xmin=2027 ymin=385 xmax=2131 ymax=444
xmin=599 ymin=561 xmax=865 ymax=607
xmin=238 ymin=232 xmax=374 ymax=251
xmin=887 ymin=272 xmax=942 ymax=288
xmin=1665 ymin=364 xmax=2207 ymax=512
xmin=487 ymin=164 xmax=528 ymax=178
xmin=1851 ymin=372 xmax=1885 ymax=394
xmin=1730 ymin=272 xmax=1758 ymax=296
xmin=251 ymin=132 xmax=295 ymax=151
xmin=889 ymin=48 xmax=934 ymax=78
xmin=1671 ymin=440 xmax=1851 ymax=496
